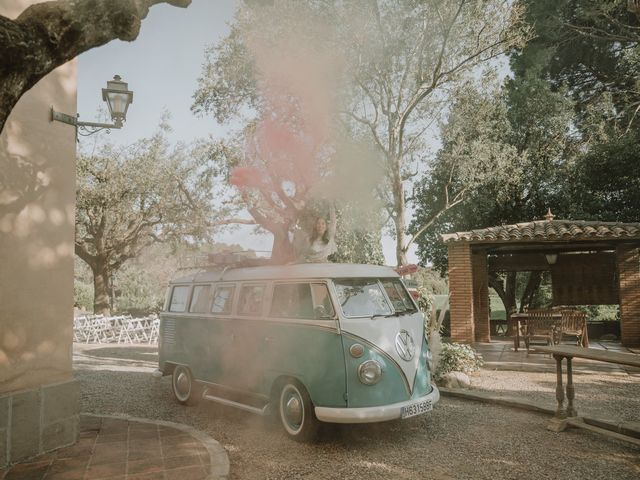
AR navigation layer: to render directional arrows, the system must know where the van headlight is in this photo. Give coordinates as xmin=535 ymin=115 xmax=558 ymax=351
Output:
xmin=358 ymin=360 xmax=382 ymax=385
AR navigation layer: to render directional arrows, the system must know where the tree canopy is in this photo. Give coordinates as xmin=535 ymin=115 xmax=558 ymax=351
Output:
xmin=412 ymin=0 xmax=640 ymax=315
xmin=75 ymin=124 xmax=219 ymax=314
xmin=193 ymin=0 xmax=530 ymax=266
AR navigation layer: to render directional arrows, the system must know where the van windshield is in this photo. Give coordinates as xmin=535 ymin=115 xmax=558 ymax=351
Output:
xmin=333 ymin=279 xmax=393 ymax=318
xmin=380 ymin=278 xmax=418 ymax=314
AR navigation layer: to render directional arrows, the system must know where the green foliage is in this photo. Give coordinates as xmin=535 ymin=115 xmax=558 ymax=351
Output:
xmin=75 ymin=123 xmax=223 ymax=313
xmin=414 ymin=0 xmax=640 ymax=322
xmin=570 ymin=133 xmax=640 ymax=222
xmin=435 ymin=343 xmax=483 ymax=379
xmin=330 ymin=206 xmax=385 ymax=265
xmin=413 ymin=71 xmax=577 ymax=271
xmin=412 ymin=267 xmax=448 ymax=297
xmin=416 ymin=286 xmax=433 ymax=317
xmin=331 ymin=228 xmax=385 ymax=265
xmin=74 ymin=279 xmax=94 ymax=312
xmin=514 ymin=0 xmax=640 ymax=133
xmin=114 ymin=267 xmax=164 ymax=315
xmin=489 ymin=295 xmax=506 ymax=320
xmin=193 ymin=0 xmax=531 ymax=265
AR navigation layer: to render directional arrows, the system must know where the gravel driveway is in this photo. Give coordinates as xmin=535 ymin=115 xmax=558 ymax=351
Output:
xmin=74 ymin=344 xmax=640 ymax=480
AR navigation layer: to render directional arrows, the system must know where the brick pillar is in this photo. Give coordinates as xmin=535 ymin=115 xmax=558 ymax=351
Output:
xmin=617 ymin=245 xmax=640 ymax=346
xmin=448 ymin=243 xmax=474 ymax=343
xmin=472 ymin=251 xmax=490 ymax=342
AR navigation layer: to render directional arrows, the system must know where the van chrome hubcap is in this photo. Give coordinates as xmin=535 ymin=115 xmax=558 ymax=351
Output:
xmin=175 ymin=370 xmax=190 ymax=399
xmin=281 ymin=385 xmax=304 ymax=432
xmin=285 ymin=397 xmax=302 ymax=424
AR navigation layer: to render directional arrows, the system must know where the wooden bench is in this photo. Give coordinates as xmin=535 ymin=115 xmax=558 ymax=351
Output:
xmin=533 ymin=345 xmax=640 ymax=439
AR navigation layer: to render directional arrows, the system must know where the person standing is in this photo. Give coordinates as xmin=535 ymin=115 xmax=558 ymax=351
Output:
xmin=304 ymin=206 xmax=337 ymax=262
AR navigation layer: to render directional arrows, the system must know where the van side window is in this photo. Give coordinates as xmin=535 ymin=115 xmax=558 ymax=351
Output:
xmin=189 ymin=285 xmax=211 ymax=313
xmin=271 ymin=283 xmax=334 ymax=319
xmin=211 ymin=285 xmax=235 ymax=314
xmin=238 ymin=284 xmax=264 ymax=315
xmin=169 ymin=286 xmax=190 ymax=312
xmin=311 ymin=283 xmax=335 ymax=318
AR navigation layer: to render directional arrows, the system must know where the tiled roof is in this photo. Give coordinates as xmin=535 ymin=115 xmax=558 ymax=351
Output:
xmin=441 ymin=220 xmax=640 ymax=244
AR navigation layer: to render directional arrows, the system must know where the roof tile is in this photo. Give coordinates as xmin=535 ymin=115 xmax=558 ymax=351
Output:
xmin=441 ymin=220 xmax=640 ymax=244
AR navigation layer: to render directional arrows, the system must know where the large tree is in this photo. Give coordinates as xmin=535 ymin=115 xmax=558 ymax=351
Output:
xmin=512 ymin=0 xmax=640 ymax=220
xmin=75 ymin=126 xmax=219 ymax=314
xmin=0 ymin=0 xmax=191 ymax=133
xmin=570 ymin=132 xmax=640 ymax=222
xmin=413 ymin=72 xmax=576 ymax=315
xmin=513 ymin=0 xmax=640 ymax=135
xmin=193 ymin=0 xmax=530 ymax=266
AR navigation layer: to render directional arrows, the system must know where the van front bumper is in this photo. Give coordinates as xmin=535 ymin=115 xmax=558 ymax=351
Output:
xmin=314 ymin=386 xmax=440 ymax=424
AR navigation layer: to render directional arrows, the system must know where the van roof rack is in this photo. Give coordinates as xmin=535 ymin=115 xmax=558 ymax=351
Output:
xmin=175 ymin=251 xmax=274 ymax=272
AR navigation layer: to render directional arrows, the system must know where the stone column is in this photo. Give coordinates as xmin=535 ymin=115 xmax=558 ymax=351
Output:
xmin=617 ymin=245 xmax=640 ymax=346
xmin=0 ymin=2 xmax=79 ymax=466
xmin=471 ymin=250 xmax=490 ymax=342
xmin=448 ymin=243 xmax=475 ymax=343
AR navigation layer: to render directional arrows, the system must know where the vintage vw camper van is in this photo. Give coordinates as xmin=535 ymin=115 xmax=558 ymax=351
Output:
xmin=158 ymin=262 xmax=439 ymax=441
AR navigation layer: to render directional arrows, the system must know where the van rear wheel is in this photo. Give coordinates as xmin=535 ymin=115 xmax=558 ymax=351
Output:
xmin=278 ymin=380 xmax=319 ymax=442
xmin=171 ymin=365 xmax=201 ymax=406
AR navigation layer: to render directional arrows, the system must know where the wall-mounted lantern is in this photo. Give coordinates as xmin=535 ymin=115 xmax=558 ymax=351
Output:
xmin=51 ymin=75 xmax=133 ymax=137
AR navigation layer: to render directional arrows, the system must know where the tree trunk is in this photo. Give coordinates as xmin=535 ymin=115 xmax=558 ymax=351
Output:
xmin=519 ymin=271 xmax=543 ymax=312
xmin=489 ymin=272 xmax=518 ymax=335
xmin=392 ymin=163 xmax=407 ymax=267
xmin=92 ymin=263 xmax=111 ymax=316
xmin=270 ymin=225 xmax=294 ymax=264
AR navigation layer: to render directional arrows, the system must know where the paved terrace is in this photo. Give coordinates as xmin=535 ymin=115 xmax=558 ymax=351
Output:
xmin=474 ymin=339 xmax=640 ymax=375
xmin=0 ymin=415 xmax=229 ymax=480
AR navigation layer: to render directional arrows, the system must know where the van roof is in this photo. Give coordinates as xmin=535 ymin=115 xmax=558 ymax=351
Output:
xmin=170 ymin=263 xmax=399 ymax=284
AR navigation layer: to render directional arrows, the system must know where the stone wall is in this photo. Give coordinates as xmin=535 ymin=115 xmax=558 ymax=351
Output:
xmin=0 ymin=0 xmax=79 ymax=466
xmin=0 ymin=380 xmax=79 ymax=465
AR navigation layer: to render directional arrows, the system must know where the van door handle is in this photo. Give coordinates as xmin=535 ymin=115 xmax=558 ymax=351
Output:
xmin=264 ymin=336 xmax=274 ymax=343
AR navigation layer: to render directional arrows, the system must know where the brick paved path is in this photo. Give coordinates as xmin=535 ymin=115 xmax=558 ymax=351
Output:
xmin=0 ymin=414 xmax=229 ymax=480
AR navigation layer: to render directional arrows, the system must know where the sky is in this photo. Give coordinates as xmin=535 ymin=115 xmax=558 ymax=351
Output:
xmin=77 ymin=0 xmax=418 ymax=265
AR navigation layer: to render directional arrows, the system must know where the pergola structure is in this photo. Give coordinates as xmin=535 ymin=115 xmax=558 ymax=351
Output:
xmin=442 ymin=215 xmax=640 ymax=347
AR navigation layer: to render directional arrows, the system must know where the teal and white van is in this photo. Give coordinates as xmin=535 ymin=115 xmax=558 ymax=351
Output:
xmin=158 ymin=263 xmax=439 ymax=441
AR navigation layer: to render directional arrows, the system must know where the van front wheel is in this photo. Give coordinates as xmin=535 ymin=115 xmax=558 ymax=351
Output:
xmin=278 ymin=381 xmax=319 ymax=442
xmin=171 ymin=365 xmax=201 ymax=406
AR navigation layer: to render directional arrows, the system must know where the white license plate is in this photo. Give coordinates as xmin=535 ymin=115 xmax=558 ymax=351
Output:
xmin=401 ymin=399 xmax=432 ymax=419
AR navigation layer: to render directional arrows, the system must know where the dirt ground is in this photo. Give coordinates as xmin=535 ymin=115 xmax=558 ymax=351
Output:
xmin=74 ymin=344 xmax=640 ymax=480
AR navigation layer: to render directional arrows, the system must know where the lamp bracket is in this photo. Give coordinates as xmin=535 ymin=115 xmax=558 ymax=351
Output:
xmin=50 ymin=107 xmax=122 ymax=138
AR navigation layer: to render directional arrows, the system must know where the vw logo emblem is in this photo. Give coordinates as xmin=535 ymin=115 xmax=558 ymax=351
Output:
xmin=395 ymin=330 xmax=415 ymax=361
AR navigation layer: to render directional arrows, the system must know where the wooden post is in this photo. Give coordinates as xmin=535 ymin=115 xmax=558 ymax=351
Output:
xmin=471 ymin=250 xmax=490 ymax=342
xmin=547 ymin=353 xmax=568 ymax=432
xmin=565 ymin=357 xmax=577 ymax=417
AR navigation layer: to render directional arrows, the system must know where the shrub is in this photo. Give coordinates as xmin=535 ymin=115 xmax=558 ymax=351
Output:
xmin=74 ymin=279 xmax=94 ymax=312
xmin=114 ymin=267 xmax=164 ymax=315
xmin=435 ymin=342 xmax=482 ymax=379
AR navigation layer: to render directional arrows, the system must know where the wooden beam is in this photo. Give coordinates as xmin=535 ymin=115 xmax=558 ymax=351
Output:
xmin=488 ymin=254 xmax=549 ymax=272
